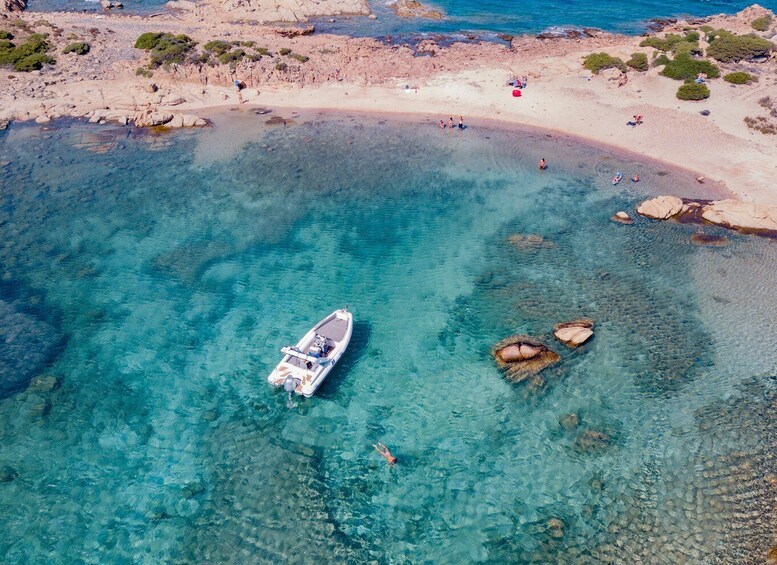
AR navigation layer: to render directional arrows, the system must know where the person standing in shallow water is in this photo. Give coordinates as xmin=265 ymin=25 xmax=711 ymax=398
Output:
xmin=449 ymin=117 xmax=454 ymax=129
xmin=538 ymin=158 xmax=547 ymax=170
xmin=373 ymin=443 xmax=398 ymax=465
xmin=458 ymin=116 xmax=464 ymax=130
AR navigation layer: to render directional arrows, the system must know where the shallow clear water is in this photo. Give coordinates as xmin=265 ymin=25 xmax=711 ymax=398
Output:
xmin=26 ymin=0 xmax=777 ymax=36
xmin=0 ymin=113 xmax=775 ymax=563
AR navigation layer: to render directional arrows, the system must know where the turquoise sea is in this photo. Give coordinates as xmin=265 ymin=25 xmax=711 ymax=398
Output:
xmin=0 ymin=111 xmax=776 ymax=563
xmin=25 ymin=0 xmax=777 ymax=36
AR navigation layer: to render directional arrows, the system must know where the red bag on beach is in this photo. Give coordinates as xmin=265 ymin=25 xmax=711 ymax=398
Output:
xmin=512 ymin=89 xmax=522 ymax=97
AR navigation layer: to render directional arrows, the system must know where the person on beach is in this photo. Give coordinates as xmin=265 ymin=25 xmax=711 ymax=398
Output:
xmin=538 ymin=158 xmax=547 ymax=170
xmin=617 ymin=73 xmax=628 ymax=87
xmin=458 ymin=116 xmax=464 ymax=130
xmin=373 ymin=443 xmax=398 ymax=465
xmin=439 ymin=119 xmax=446 ymax=130
xmin=521 ymin=76 xmax=528 ymax=88
xmin=449 ymin=117 xmax=454 ymax=129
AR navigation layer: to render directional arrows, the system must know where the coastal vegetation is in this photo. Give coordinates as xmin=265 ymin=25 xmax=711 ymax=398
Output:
xmin=134 ymin=32 xmax=197 ymax=68
xmin=745 ymin=97 xmax=777 ymax=134
xmin=660 ymin=55 xmax=720 ymax=80
xmin=626 ymin=52 xmax=648 ymax=72
xmin=705 ymin=30 xmax=773 ymax=62
xmin=0 ymin=32 xmax=55 ymax=72
xmin=751 ymin=15 xmax=772 ymax=32
xmin=62 ymin=42 xmax=89 ymax=55
xmin=676 ymin=82 xmax=710 ymax=100
xmin=582 ymin=52 xmax=626 ymax=74
xmin=652 ymin=53 xmax=670 ymax=67
xmin=639 ymin=31 xmax=698 ymax=53
xmin=723 ymin=71 xmax=755 ymax=84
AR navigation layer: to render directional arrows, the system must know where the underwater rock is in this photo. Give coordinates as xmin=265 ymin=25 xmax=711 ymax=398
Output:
xmin=0 ymin=300 xmax=62 ymax=398
xmin=611 ymin=211 xmax=634 ymax=224
xmin=0 ymin=465 xmax=18 ymax=483
xmin=553 ymin=319 xmax=594 ymax=347
xmin=265 ymin=116 xmax=296 ymax=126
xmin=768 ymin=545 xmax=777 ymax=564
xmin=181 ymin=481 xmax=205 ymax=499
xmin=690 ymin=232 xmax=728 ymax=246
xmin=575 ymin=429 xmax=611 ymax=452
xmin=546 ymin=518 xmax=565 ymax=538
xmin=636 ymin=195 xmax=684 ymax=220
xmin=27 ymin=374 xmax=59 ymax=392
xmin=507 ymin=233 xmax=553 ymax=251
xmin=492 ymin=335 xmax=560 ymax=382
xmin=559 ymin=413 xmax=580 ymax=430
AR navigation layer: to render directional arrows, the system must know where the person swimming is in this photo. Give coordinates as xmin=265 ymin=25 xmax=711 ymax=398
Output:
xmin=631 ymin=174 xmax=640 ymax=183
xmin=538 ymin=158 xmax=547 ymax=170
xmin=373 ymin=443 xmax=398 ymax=465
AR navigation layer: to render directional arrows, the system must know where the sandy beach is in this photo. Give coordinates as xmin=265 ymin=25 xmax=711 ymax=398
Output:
xmin=1 ymin=3 xmax=776 ymax=205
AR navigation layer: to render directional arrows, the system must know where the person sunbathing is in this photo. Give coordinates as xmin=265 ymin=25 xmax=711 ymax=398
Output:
xmin=373 ymin=442 xmax=398 ymax=465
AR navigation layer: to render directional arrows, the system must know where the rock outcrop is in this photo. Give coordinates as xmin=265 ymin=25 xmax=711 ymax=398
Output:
xmin=1 ymin=0 xmax=26 ymax=13
xmin=700 ymin=199 xmax=777 ymax=234
xmin=636 ymin=195 xmax=684 ymax=220
xmin=389 ymin=0 xmax=444 ymax=19
xmin=611 ymin=211 xmax=634 ymax=224
xmin=492 ymin=335 xmax=560 ymax=382
xmin=636 ymin=196 xmax=777 ymax=237
xmin=553 ymin=319 xmax=594 ymax=347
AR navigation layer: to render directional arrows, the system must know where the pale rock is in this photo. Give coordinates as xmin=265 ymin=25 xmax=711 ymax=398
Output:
xmin=35 ymin=115 xmax=51 ymax=124
xmin=636 ymin=195 xmax=684 ymax=220
xmin=134 ymin=112 xmax=174 ymax=127
xmin=553 ymin=319 xmax=594 ymax=347
xmin=611 ymin=211 xmax=633 ymax=224
xmin=700 ymin=199 xmax=777 ymax=233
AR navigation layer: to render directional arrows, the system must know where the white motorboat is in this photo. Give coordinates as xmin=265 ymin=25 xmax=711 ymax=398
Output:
xmin=267 ymin=307 xmax=353 ymax=398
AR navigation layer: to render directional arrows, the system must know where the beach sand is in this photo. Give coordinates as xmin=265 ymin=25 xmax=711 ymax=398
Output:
xmin=0 ymin=5 xmax=775 ymax=203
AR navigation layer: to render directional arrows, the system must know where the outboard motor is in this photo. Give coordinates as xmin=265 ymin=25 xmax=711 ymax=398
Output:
xmin=284 ymin=375 xmax=296 ymax=408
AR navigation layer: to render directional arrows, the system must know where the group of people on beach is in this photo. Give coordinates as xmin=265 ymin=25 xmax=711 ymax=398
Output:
xmin=439 ymin=116 xmax=465 ymax=130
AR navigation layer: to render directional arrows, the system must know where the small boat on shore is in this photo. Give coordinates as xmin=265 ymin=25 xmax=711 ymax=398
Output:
xmin=267 ymin=307 xmax=353 ymax=398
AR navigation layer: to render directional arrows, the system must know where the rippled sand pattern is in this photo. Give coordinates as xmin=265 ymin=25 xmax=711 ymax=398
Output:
xmin=0 ymin=117 xmax=774 ymax=563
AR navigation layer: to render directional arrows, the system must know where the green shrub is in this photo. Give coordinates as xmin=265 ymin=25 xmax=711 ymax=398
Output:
xmin=0 ymin=32 xmax=55 ymax=71
xmin=62 ymin=42 xmax=89 ymax=55
xmin=652 ymin=53 xmax=670 ymax=67
xmin=13 ymin=52 xmax=54 ymax=71
xmin=275 ymin=62 xmax=287 ymax=71
xmin=661 ymin=54 xmax=720 ymax=80
xmin=626 ymin=52 xmax=648 ymax=71
xmin=706 ymin=31 xmax=773 ymax=62
xmin=700 ymin=25 xmax=714 ymax=34
xmin=134 ymin=33 xmax=197 ymax=68
xmin=752 ymin=15 xmax=772 ymax=32
xmin=217 ymin=49 xmax=245 ymax=65
xmin=135 ymin=66 xmax=153 ymax=77
xmin=582 ymin=52 xmax=626 ymax=74
xmin=278 ymin=47 xmax=292 ymax=56
xmin=203 ymin=40 xmax=231 ymax=55
xmin=134 ymin=32 xmax=164 ymax=50
xmin=671 ymin=40 xmax=702 ymax=57
xmin=239 ymin=40 xmax=255 ymax=47
xmin=684 ymin=30 xmax=700 ymax=42
xmin=723 ymin=71 xmax=755 ymax=84
xmin=254 ymin=47 xmax=269 ymax=55
xmin=290 ymin=53 xmax=309 ymax=63
xmin=677 ymin=82 xmax=710 ymax=100
xmin=0 ymin=31 xmax=13 ymax=40
xmin=640 ymin=33 xmax=686 ymax=52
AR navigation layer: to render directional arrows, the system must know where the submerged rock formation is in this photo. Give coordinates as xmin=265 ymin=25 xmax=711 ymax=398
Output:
xmin=574 ymin=428 xmax=611 ymax=452
xmin=690 ymin=232 xmax=728 ymax=246
xmin=492 ymin=335 xmax=560 ymax=382
xmin=507 ymin=234 xmax=554 ymax=251
xmin=553 ymin=319 xmax=594 ymax=347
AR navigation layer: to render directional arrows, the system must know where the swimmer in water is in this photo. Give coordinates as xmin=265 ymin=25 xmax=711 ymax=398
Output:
xmin=373 ymin=443 xmax=398 ymax=465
